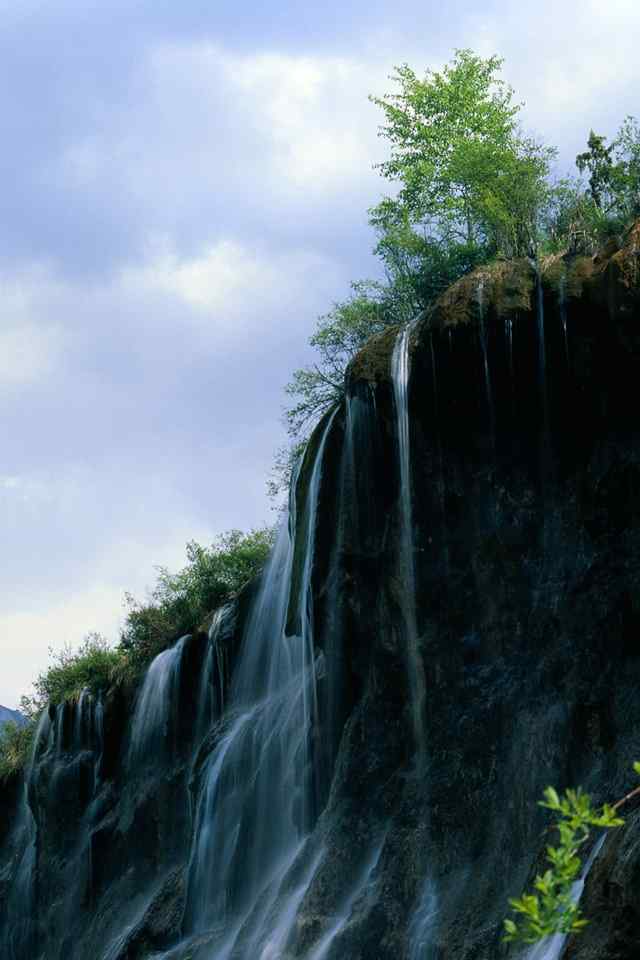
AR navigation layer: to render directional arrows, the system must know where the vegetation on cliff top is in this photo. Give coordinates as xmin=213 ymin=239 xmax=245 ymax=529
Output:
xmin=276 ymin=50 xmax=640 ymax=493
xmin=0 ymin=527 xmax=272 ymax=780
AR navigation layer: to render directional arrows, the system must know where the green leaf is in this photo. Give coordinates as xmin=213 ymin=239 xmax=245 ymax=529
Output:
xmin=541 ymin=786 xmax=561 ymax=810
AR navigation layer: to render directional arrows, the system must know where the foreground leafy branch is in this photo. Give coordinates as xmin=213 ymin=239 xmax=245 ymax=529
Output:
xmin=504 ymin=763 xmax=640 ymax=945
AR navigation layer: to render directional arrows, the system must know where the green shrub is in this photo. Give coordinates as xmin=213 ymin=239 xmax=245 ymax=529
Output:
xmin=118 ymin=528 xmax=274 ymax=673
xmin=2 ymin=528 xmax=273 ymax=777
xmin=0 ymin=720 xmax=35 ymax=781
xmin=20 ymin=633 xmax=119 ymax=720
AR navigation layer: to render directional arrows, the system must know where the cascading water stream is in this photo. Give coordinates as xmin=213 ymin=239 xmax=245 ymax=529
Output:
xmin=391 ymin=321 xmax=427 ymax=768
xmin=180 ymin=407 xmax=338 ymax=959
xmin=71 ymin=687 xmax=104 ymax=790
xmin=535 ymin=262 xmax=547 ymax=397
xmin=393 ymin=323 xmax=441 ymax=960
xmin=306 ymin=837 xmax=386 ymax=960
xmin=0 ymin=709 xmax=53 ymax=960
xmin=532 ymin=259 xmax=553 ymax=501
xmin=558 ymin=274 xmax=569 ymax=365
xmin=409 ymin=878 xmax=439 ymax=960
xmin=429 ymin=331 xmax=450 ymax=575
xmin=476 ymin=278 xmax=496 ymax=444
xmin=128 ymin=634 xmax=187 ymax=767
xmin=196 ymin=606 xmax=230 ymax=742
xmin=505 ymin=315 xmax=514 ymax=378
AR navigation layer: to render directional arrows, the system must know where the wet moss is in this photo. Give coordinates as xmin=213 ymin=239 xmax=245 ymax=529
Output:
xmin=427 ymin=258 xmax=535 ymax=329
xmin=346 ymin=325 xmax=401 ymax=386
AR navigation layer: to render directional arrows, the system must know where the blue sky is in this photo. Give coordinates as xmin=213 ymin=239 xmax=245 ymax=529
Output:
xmin=1 ymin=0 xmax=638 ymax=706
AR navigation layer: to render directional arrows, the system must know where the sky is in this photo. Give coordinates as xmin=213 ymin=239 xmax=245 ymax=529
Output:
xmin=1 ymin=0 xmax=639 ymax=707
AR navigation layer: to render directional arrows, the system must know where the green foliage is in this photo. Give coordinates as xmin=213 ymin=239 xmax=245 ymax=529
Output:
xmin=0 ymin=528 xmax=273 ymax=779
xmin=576 ymin=130 xmax=619 ymax=212
xmin=504 ymin=768 xmax=640 ymax=946
xmin=267 ymin=441 xmax=307 ymax=502
xmin=544 ymin=118 xmax=640 ymax=253
xmin=369 ymin=50 xmax=555 ymax=258
xmin=20 ymin=633 xmax=118 ymax=720
xmin=541 ymin=177 xmax=605 ymax=253
xmin=371 ymin=207 xmax=491 ymax=311
xmin=0 ymin=720 xmax=35 ymax=782
xmin=118 ymin=528 xmax=274 ymax=671
xmin=576 ymin=120 xmax=640 ymax=224
xmin=283 ymin=282 xmax=395 ymax=441
xmin=282 ymin=56 xmax=640 ymax=467
xmin=280 ymin=49 xmax=561 ymax=469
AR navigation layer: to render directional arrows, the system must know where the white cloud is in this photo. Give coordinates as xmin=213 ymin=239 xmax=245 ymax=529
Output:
xmin=223 ymin=50 xmax=381 ymax=192
xmin=0 ymin=522 xmax=215 ymax=709
xmin=0 ymin=584 xmax=124 ymax=708
xmin=56 ymin=41 xmax=387 ymax=226
xmin=120 ymin=237 xmax=344 ymax=332
xmin=0 ymin=267 xmax=65 ymax=388
xmin=457 ymin=0 xmax=640 ymax=159
xmin=0 ymin=326 xmax=57 ymax=386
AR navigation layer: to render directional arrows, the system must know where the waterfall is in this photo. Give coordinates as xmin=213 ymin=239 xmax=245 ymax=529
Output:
xmin=535 ymin=264 xmax=547 ymax=391
xmin=391 ymin=322 xmax=426 ymax=767
xmin=181 ymin=407 xmax=337 ymax=958
xmin=0 ymin=709 xmax=52 ymax=960
xmin=524 ymin=835 xmax=606 ymax=960
xmin=306 ymin=837 xmax=386 ymax=960
xmin=505 ymin=315 xmax=514 ymax=379
xmin=71 ymin=688 xmax=104 ymax=791
xmin=559 ymin=274 xmax=569 ymax=365
xmin=476 ymin=278 xmax=496 ymax=444
xmin=73 ymin=688 xmax=103 ymax=755
xmin=532 ymin=260 xmax=552 ymax=491
xmin=128 ymin=634 xmax=187 ymax=767
xmin=196 ymin=606 xmax=230 ymax=741
xmin=430 ymin=331 xmax=450 ymax=574
xmin=409 ymin=878 xmax=439 ymax=960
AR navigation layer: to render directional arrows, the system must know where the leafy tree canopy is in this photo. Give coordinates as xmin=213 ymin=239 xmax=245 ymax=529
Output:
xmin=369 ymin=49 xmax=556 ymax=258
xmin=279 ymin=53 xmax=640 ymax=482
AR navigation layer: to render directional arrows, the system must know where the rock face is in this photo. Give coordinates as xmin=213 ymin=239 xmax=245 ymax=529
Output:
xmin=1 ymin=224 xmax=640 ymax=960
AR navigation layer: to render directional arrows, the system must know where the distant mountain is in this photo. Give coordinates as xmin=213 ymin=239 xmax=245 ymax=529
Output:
xmin=0 ymin=705 xmax=26 ymax=728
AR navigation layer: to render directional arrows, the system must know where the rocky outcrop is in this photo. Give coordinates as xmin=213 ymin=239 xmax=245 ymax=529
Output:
xmin=1 ymin=224 xmax=640 ymax=960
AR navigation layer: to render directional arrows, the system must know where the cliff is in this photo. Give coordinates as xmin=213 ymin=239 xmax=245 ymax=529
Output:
xmin=1 ymin=223 xmax=640 ymax=960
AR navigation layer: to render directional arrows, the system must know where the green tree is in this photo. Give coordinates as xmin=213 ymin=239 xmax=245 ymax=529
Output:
xmin=370 ymin=50 xmax=555 ymax=258
xmin=566 ymin=118 xmax=640 ymax=247
xmin=273 ymin=281 xmax=408 ymax=499
xmin=283 ymin=282 xmax=396 ymax=441
xmin=613 ymin=116 xmax=640 ymax=220
xmin=576 ymin=130 xmax=618 ymax=212
xmin=371 ymin=204 xmax=490 ymax=311
xmin=278 ymin=50 xmax=558 ymax=475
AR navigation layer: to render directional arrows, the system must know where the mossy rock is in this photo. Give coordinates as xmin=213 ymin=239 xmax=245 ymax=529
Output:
xmin=427 ymin=258 xmax=535 ymax=329
xmin=347 ymin=325 xmax=401 ymax=386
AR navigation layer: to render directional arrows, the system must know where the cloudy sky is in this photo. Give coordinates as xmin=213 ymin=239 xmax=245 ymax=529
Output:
xmin=1 ymin=0 xmax=638 ymax=707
